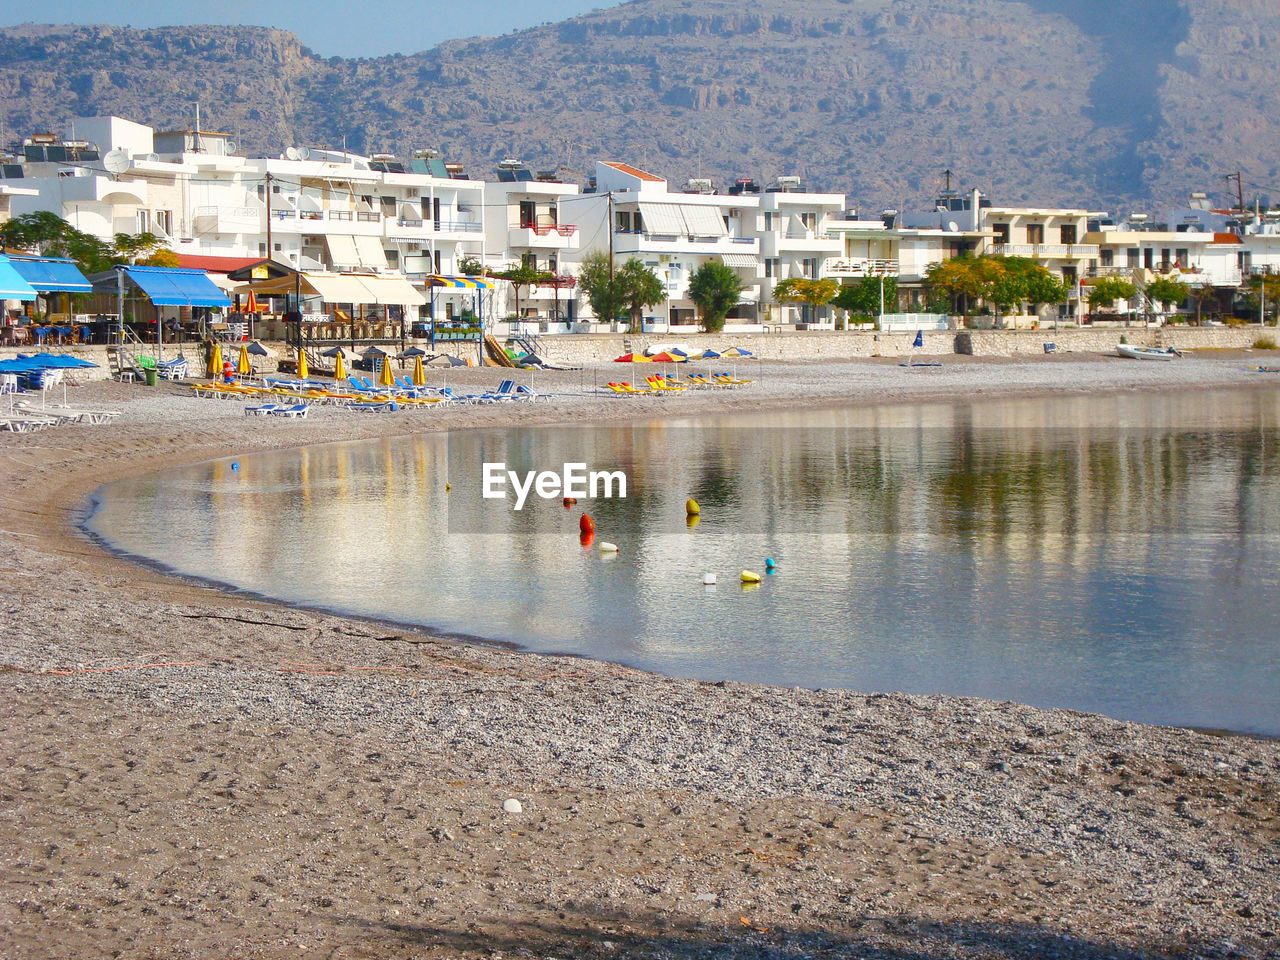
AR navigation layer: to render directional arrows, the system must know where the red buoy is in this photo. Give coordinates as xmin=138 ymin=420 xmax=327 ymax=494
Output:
xmin=563 ymin=497 xmax=577 ymax=508
xmin=579 ymin=514 xmax=595 ymax=535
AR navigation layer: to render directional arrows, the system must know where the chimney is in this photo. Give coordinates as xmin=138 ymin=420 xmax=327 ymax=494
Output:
xmin=970 ymin=188 xmax=981 ymax=231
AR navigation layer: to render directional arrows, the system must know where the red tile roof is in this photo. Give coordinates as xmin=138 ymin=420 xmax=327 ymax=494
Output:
xmin=601 ymin=161 xmax=664 ymax=182
xmin=176 ymin=254 xmax=263 ymax=272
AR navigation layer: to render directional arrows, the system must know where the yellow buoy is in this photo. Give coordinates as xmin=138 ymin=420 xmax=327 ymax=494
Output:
xmin=740 ymin=570 xmax=761 ymax=584
xmin=686 ymin=498 xmax=700 ymax=516
xmin=445 ymin=482 xmax=451 ymax=492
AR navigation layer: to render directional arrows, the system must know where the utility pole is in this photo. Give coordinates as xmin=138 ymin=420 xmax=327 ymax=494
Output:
xmin=607 ymin=190 xmax=616 ymax=331
xmin=265 ymin=172 xmax=274 ymax=264
xmin=1224 ymin=171 xmax=1245 ymax=219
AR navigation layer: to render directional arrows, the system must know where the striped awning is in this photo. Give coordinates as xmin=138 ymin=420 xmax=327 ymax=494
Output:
xmin=426 ymin=275 xmax=494 ymax=289
xmin=720 ymin=253 xmax=758 ymax=268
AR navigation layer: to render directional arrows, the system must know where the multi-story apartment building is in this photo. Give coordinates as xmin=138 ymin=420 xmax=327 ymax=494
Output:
xmin=750 ymin=178 xmax=845 ymax=326
xmin=482 ymin=161 xmax=581 ymax=328
xmin=566 ymin=162 xmax=762 ymax=329
xmin=4 ymin=116 xmax=488 ymax=322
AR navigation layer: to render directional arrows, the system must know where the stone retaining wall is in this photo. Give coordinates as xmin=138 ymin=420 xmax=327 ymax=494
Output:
xmin=3 ymin=326 xmax=1273 ymax=380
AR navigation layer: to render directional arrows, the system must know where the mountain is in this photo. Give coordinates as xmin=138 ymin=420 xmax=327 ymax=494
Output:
xmin=1 ymin=0 xmax=1277 ymax=212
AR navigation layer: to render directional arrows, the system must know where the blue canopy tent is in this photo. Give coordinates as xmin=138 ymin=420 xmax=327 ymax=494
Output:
xmin=6 ymin=256 xmax=93 ymax=294
xmin=106 ymin=265 xmax=231 ymax=357
xmin=0 ymin=255 xmax=39 ymax=303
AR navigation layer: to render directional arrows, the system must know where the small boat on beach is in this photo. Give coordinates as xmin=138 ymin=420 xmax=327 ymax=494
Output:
xmin=1117 ymin=344 xmax=1182 ymax=361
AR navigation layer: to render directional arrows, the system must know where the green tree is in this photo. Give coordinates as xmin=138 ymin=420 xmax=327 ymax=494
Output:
xmin=1086 ymin=276 xmax=1137 ymax=313
xmin=1244 ymin=273 xmax=1280 ymax=324
xmin=0 ymin=211 xmax=113 ymax=274
xmin=687 ymin=261 xmax=743 ymax=333
xmin=577 ymin=250 xmax=628 ymax=325
xmin=113 ymin=231 xmax=163 ymax=264
xmin=1146 ymin=277 xmax=1190 ymax=316
xmin=495 ymin=261 xmax=554 ymax=323
xmin=832 ymin=275 xmax=897 ymax=320
xmin=615 ymin=257 xmax=666 ymax=326
xmin=923 ymin=255 xmax=988 ymax=315
xmin=773 ymin=277 xmax=838 ymax=324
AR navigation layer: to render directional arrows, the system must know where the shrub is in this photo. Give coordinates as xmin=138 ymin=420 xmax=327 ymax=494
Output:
xmin=1253 ymin=336 xmax=1277 ymax=350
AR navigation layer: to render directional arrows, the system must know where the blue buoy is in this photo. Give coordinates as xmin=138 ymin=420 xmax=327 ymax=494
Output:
xmin=231 ymin=462 xmax=240 ymax=472
xmin=765 ymin=557 xmax=776 ymax=570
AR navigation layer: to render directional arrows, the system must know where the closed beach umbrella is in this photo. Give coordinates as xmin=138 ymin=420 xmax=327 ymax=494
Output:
xmin=412 ymin=354 xmax=426 ymax=386
xmin=244 ymin=290 xmax=260 ymax=314
xmin=333 ymin=350 xmax=346 ymax=380
xmin=236 ymin=343 xmax=252 ymax=375
xmin=297 ymin=347 xmax=309 ymax=380
xmin=379 ymin=354 xmax=395 ymax=387
xmin=207 ymin=342 xmax=223 ymax=379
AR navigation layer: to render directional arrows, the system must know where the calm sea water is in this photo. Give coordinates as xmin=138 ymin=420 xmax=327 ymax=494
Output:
xmin=86 ymin=388 xmax=1280 ymax=736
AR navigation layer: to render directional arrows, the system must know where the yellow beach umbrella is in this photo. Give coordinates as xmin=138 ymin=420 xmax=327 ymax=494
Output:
xmin=236 ymin=342 xmax=252 ymax=375
xmin=297 ymin=348 xmax=309 ymax=380
xmin=412 ymin=354 xmax=426 ymax=386
xmin=378 ymin=354 xmax=395 ymax=387
xmin=208 ymin=342 xmax=223 ymax=379
xmin=333 ymin=350 xmax=346 ymax=381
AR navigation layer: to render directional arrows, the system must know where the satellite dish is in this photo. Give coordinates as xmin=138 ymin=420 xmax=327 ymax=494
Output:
xmin=298 ymin=147 xmax=311 ymax=161
xmin=285 ymin=146 xmax=300 ymax=161
xmin=947 ymin=220 xmax=960 ymax=232
xmin=103 ymin=149 xmax=129 ymax=175
xmin=1184 ymin=224 xmax=1199 ymax=233
xmin=226 ymin=141 xmax=237 ymax=154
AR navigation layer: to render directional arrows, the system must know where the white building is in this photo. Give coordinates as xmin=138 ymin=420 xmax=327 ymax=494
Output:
xmin=751 ymin=178 xmax=845 ymax=326
xmin=482 ymin=161 xmax=581 ymax=331
xmin=566 ymin=162 xmax=762 ymax=330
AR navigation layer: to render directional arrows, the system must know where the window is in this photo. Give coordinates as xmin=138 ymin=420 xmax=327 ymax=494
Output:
xmin=1127 ymin=248 xmax=1140 ymax=267
xmin=1144 ymin=249 xmax=1154 ymax=269
xmin=1175 ymin=248 xmax=1189 ymax=268
xmin=272 ymin=184 xmax=281 ymax=194
xmin=763 ymin=212 xmax=773 ymax=231
xmin=1060 ymin=224 xmax=1077 ymax=245
xmin=519 ymin=201 xmax=536 ymax=227
xmin=1061 ymin=266 xmax=1077 ymax=284
xmin=547 ymin=255 xmax=557 ymax=274
xmin=156 ymin=210 xmax=172 ymax=235
xmin=257 ymin=184 xmax=265 ymax=201
xmin=258 ymin=242 xmax=267 ymax=257
xmin=521 ymin=252 xmax=537 ymax=270
xmin=800 ymin=212 xmax=816 ymax=233
xmin=765 ymin=258 xmax=778 ymax=278
xmin=1026 ymin=223 xmax=1044 ymax=245
xmin=1100 ymin=249 xmax=1114 ymax=267
xmin=386 ymin=249 xmax=399 ymax=268
xmin=993 ymin=223 xmax=1010 ymax=244
xmin=136 ymin=210 xmax=150 ymax=232
xmin=434 ymin=250 xmax=442 ymax=273
xmin=802 ymin=257 xmax=818 ymax=279
xmin=433 ymin=198 xmax=441 ymax=230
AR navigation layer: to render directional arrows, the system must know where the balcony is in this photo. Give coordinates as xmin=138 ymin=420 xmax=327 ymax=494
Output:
xmin=992 ymin=243 xmax=1098 ymax=259
xmin=824 ymin=257 xmax=900 ymax=278
xmin=509 ymin=222 xmax=580 ymax=250
xmin=614 ymin=230 xmax=759 ymax=257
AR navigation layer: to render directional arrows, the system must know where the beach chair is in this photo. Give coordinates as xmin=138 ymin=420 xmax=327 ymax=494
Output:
xmin=245 ymin=403 xmax=279 ymax=416
xmin=269 ymin=404 xmax=309 ymax=418
xmin=645 ymin=375 xmax=686 ymax=393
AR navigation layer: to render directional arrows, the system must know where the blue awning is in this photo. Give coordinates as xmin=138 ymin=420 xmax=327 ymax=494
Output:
xmin=0 ymin=255 xmax=39 ymax=301
xmin=7 ymin=256 xmax=93 ymax=293
xmin=123 ymin=266 xmax=232 ymax=307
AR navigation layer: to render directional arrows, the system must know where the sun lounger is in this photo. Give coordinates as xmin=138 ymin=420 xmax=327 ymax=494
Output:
xmin=245 ymin=403 xmax=279 ymax=416
xmin=270 ymin=403 xmax=308 ymax=418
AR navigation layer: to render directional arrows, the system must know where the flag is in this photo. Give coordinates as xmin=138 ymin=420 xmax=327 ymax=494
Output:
xmin=913 ymin=330 xmax=924 ymax=348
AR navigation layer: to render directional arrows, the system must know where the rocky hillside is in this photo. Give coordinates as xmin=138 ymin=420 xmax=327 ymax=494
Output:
xmin=1 ymin=0 xmax=1276 ymax=211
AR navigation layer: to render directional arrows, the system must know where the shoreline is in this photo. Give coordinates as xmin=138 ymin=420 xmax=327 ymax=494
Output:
xmin=3 ymin=354 xmax=1279 ymax=959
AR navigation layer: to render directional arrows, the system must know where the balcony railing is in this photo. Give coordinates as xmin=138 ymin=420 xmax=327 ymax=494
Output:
xmin=438 ymin=220 xmax=483 ymax=233
xmin=992 ymin=243 xmax=1098 ymax=258
xmin=519 ymin=222 xmax=578 ymax=237
xmin=824 ymin=257 xmax=899 ymax=276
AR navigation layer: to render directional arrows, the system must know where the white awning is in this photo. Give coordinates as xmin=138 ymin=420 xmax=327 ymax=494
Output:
xmin=325 ymin=234 xmax=360 ymax=268
xmin=720 ymin=253 xmax=758 ymax=268
xmin=306 ymin=272 xmax=378 ymax=304
xmin=360 ymin=275 xmax=426 ymax=306
xmin=636 ymin=203 xmax=686 ymax=236
xmin=355 ymin=235 xmax=389 ymax=270
xmin=680 ymin=204 xmax=728 ymax=237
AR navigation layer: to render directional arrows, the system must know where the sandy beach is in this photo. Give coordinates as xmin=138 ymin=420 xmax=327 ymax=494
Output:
xmin=2 ymin=353 xmax=1279 ymax=959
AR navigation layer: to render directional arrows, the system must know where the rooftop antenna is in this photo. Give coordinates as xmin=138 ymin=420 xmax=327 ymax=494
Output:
xmin=194 ymin=101 xmax=201 ymax=153
xmin=940 ymin=167 xmax=956 ymax=197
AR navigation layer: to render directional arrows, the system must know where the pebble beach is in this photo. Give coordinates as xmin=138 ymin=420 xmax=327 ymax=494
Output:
xmin=2 ymin=353 xmax=1278 ymax=959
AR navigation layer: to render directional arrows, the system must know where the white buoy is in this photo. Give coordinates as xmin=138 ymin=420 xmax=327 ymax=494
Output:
xmin=599 ymin=541 xmax=619 ymax=553
xmin=702 ymin=572 xmax=717 ymax=585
